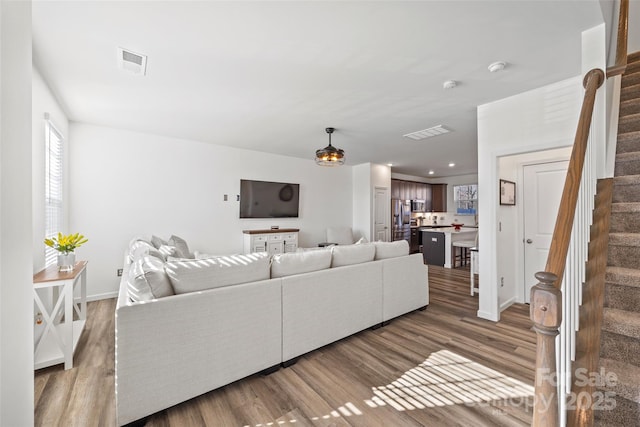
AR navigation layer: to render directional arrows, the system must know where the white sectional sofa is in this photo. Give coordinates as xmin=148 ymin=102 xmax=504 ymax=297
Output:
xmin=115 ymin=237 xmax=428 ymax=426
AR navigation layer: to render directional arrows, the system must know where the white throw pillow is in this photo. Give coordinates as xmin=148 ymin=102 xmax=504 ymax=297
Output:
xmin=331 ymin=243 xmax=376 ymax=268
xmin=128 ymin=256 xmax=175 ymax=301
xmin=326 ymin=227 xmax=355 ymax=245
xmin=271 ymin=250 xmax=332 ymax=278
xmin=165 ymin=252 xmax=271 ymax=294
xmin=129 ymin=238 xmax=165 ymax=262
xmin=374 ymin=240 xmax=410 ymax=260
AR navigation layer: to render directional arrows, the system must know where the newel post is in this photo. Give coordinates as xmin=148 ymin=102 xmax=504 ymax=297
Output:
xmin=530 ymin=271 xmax=562 ymax=427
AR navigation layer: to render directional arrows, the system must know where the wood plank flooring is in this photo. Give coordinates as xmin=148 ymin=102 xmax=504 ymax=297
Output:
xmin=35 ymin=266 xmax=536 ymax=426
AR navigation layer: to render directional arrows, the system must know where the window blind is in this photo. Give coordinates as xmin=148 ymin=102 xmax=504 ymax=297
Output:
xmin=45 ymin=119 xmax=64 ymax=267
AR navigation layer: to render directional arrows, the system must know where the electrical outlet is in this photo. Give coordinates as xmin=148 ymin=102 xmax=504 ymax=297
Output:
xmin=117 ymin=268 xmax=123 ymax=277
xmin=223 ymin=194 xmax=228 ymax=201
xmin=500 ymin=277 xmax=504 ymax=287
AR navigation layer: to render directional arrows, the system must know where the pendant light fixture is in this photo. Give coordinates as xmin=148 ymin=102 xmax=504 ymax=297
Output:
xmin=315 ymin=127 xmax=345 ymax=166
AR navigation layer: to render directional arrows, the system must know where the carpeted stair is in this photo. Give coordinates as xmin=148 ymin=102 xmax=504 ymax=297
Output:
xmin=595 ymin=50 xmax=640 ymax=426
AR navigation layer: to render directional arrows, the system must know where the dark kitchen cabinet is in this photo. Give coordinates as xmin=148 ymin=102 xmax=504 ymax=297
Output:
xmin=431 ymin=184 xmax=447 ymax=212
xmin=391 ymin=179 xmax=401 ymax=199
xmin=423 ymin=231 xmax=445 ymax=266
xmin=410 ymin=228 xmax=420 ymax=253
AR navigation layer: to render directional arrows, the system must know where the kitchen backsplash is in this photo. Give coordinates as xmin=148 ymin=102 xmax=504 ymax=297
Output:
xmin=412 ymin=212 xmax=478 ymax=226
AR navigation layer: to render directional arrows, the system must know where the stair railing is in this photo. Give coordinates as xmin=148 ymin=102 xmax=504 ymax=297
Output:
xmin=530 ymin=68 xmax=604 ymax=427
xmin=607 ymin=0 xmax=629 ymax=78
xmin=530 ymin=0 xmax=628 ymax=425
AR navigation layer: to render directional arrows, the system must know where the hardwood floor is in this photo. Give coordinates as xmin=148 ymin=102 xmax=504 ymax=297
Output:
xmin=34 ymin=266 xmax=536 ymax=426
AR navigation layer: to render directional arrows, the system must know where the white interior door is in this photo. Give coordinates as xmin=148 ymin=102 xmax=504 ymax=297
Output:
xmin=374 ymin=187 xmax=390 ymax=242
xmin=523 ymin=161 xmax=568 ymax=303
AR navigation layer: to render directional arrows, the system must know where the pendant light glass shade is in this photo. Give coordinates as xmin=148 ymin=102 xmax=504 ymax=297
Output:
xmin=315 ymin=127 xmax=345 ymax=166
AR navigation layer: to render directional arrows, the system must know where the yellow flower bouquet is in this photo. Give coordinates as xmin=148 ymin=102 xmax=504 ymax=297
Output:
xmin=44 ymin=233 xmax=88 ymax=271
xmin=44 ymin=232 xmax=88 ymax=254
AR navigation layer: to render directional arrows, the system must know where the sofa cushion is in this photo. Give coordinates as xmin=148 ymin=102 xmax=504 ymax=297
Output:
xmin=128 ymin=256 xmax=175 ymax=301
xmin=271 ymin=250 xmax=332 ymax=278
xmin=165 ymin=252 xmax=271 ymax=294
xmin=374 ymin=240 xmax=410 ymax=260
xmin=331 ymin=243 xmax=376 ymax=268
xmin=169 ymin=235 xmax=193 ymax=259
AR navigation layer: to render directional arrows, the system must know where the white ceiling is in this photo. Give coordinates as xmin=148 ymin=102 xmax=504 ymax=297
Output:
xmin=32 ymin=1 xmax=606 ymax=178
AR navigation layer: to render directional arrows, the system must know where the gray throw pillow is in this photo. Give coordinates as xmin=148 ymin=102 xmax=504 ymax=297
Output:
xmin=169 ymin=235 xmax=193 ymax=259
xmin=150 ymin=235 xmax=168 ymax=249
xmin=128 ymin=256 xmax=175 ymax=301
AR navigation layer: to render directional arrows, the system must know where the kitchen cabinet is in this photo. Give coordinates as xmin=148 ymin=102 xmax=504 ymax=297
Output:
xmin=432 ymin=184 xmax=447 ymax=212
xmin=422 ymin=231 xmax=445 ymax=266
xmin=391 ymin=179 xmax=401 ymax=199
xmin=416 ymin=183 xmax=428 ymax=200
xmin=410 ymin=228 xmax=420 ymax=253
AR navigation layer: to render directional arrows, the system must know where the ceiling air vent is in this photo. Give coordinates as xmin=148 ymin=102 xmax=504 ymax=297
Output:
xmin=403 ymin=125 xmax=450 ymax=141
xmin=117 ymin=47 xmax=147 ymax=76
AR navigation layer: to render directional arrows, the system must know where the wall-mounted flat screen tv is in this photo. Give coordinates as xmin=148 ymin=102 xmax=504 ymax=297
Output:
xmin=239 ymin=179 xmax=300 ymax=218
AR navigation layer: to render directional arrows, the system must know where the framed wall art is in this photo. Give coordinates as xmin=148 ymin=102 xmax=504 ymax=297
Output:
xmin=499 ymin=179 xmax=516 ymax=206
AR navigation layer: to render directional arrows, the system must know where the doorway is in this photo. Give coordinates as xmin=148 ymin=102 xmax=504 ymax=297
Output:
xmin=373 ymin=187 xmax=390 ymax=242
xmin=522 ymin=160 xmax=568 ymax=303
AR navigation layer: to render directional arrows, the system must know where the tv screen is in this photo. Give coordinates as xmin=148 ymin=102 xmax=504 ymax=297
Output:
xmin=239 ymin=179 xmax=300 ymax=218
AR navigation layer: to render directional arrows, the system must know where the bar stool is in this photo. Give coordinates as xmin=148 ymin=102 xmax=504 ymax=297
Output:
xmin=452 ymin=240 xmax=475 ymax=267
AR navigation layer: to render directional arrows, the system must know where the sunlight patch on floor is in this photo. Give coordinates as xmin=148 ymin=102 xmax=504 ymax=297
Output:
xmin=365 ymin=349 xmax=534 ymax=411
xmin=244 ymin=349 xmax=533 ymax=426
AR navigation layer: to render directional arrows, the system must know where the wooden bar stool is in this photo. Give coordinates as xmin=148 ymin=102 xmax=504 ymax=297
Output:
xmin=452 ymin=240 xmax=475 ymax=267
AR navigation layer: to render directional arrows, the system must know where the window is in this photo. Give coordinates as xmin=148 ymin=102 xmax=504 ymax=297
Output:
xmin=45 ymin=118 xmax=64 ymax=267
xmin=454 ymin=184 xmax=477 ymax=215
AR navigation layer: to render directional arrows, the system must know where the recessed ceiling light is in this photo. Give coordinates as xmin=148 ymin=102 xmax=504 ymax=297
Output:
xmin=403 ymin=125 xmax=451 ymax=141
xmin=443 ymin=80 xmax=457 ymax=89
xmin=488 ymin=61 xmax=506 ymax=73
xmin=448 ymin=162 xmax=455 ymax=167
xmin=387 ymin=163 xmax=393 ymax=167
xmin=428 ymin=170 xmax=435 ymax=175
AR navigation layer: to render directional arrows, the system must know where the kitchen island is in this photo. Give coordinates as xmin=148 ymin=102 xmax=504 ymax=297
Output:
xmin=422 ymin=227 xmax=477 ymax=268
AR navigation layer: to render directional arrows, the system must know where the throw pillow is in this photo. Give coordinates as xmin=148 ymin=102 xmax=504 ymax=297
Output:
xmin=271 ymin=250 xmax=332 ymax=278
xmin=169 ymin=235 xmax=193 ymax=259
xmin=331 ymin=243 xmax=376 ymax=268
xmin=374 ymin=240 xmax=410 ymax=260
xmin=128 ymin=256 xmax=175 ymax=301
xmin=158 ymin=245 xmax=177 ymax=258
xmin=150 ymin=235 xmax=168 ymax=249
xmin=165 ymin=252 xmax=271 ymax=294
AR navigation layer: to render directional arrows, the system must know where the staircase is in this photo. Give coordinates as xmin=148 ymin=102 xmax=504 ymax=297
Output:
xmin=595 ymin=51 xmax=640 ymax=426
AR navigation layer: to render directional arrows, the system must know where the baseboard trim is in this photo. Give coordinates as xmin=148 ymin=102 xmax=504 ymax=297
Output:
xmin=500 ymin=297 xmax=516 ymax=312
xmin=75 ymin=291 xmax=118 ymax=304
xmin=477 ymin=310 xmax=499 ymax=322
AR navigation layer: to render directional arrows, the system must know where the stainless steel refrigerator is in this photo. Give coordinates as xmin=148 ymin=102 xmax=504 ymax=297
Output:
xmin=392 ymin=199 xmax=411 ymax=243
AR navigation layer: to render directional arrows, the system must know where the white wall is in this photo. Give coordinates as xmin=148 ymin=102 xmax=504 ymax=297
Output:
xmin=69 ymin=123 xmax=353 ymax=299
xmin=0 ymin=1 xmax=34 ymax=424
xmin=629 ymin=0 xmax=640 ymax=54
xmin=352 ymin=163 xmax=371 ymax=241
xmin=32 ymin=67 xmax=69 ymax=273
xmin=477 ymin=76 xmax=583 ymax=321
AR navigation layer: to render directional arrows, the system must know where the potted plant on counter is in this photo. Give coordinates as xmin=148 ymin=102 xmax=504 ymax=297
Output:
xmin=44 ymin=232 xmax=88 ymax=272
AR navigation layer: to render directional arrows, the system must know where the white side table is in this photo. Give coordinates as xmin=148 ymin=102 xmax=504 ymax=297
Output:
xmin=33 ymin=260 xmax=87 ymax=370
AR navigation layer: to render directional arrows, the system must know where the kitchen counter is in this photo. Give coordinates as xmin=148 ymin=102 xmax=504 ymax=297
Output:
xmin=422 ymin=228 xmax=478 ymax=268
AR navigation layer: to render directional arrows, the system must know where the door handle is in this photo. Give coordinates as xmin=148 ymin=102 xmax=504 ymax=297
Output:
xmin=526 ymin=239 xmax=533 ymax=244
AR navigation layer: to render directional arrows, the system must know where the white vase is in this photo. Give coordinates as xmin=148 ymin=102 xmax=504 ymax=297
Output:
xmin=57 ymin=252 xmax=75 ymax=272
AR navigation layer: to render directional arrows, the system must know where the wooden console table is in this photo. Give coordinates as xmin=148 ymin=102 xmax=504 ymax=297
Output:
xmin=33 ymin=260 xmax=87 ymax=370
xmin=243 ymin=229 xmax=299 ymax=255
